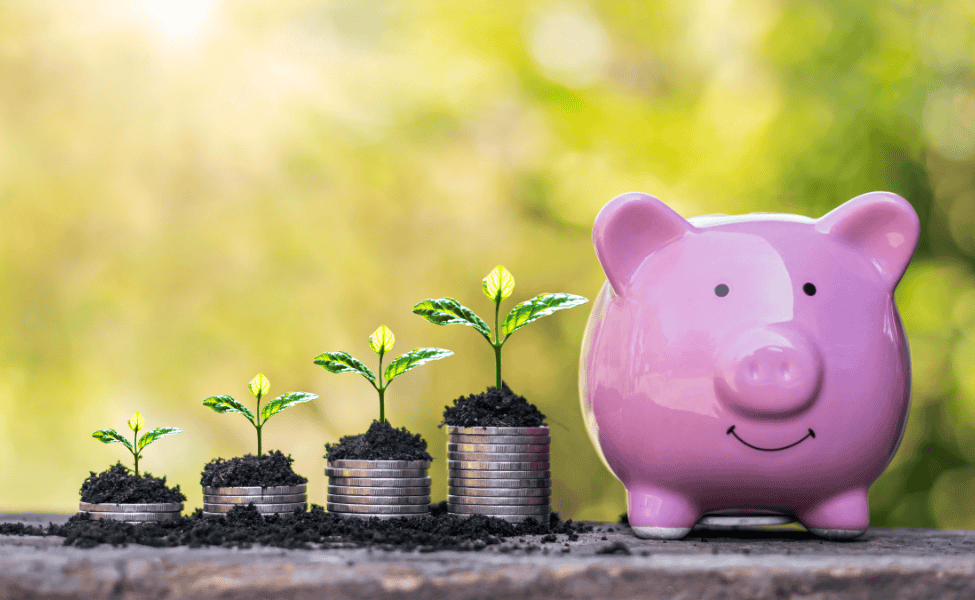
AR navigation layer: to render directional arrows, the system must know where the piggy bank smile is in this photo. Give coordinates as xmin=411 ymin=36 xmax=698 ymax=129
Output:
xmin=726 ymin=425 xmax=815 ymax=452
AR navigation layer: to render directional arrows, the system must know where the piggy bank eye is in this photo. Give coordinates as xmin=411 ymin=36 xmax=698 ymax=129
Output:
xmin=715 ymin=284 xmax=729 ymax=297
xmin=803 ymin=282 xmax=816 ymax=296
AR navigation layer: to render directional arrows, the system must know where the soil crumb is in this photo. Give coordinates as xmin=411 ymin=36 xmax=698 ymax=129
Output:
xmin=325 ymin=420 xmax=433 ymax=461
xmin=441 ymin=383 xmax=546 ymax=427
xmin=80 ymin=463 xmax=186 ymax=504
xmin=200 ymin=450 xmax=308 ymax=488
xmin=0 ymin=502 xmax=592 ymax=551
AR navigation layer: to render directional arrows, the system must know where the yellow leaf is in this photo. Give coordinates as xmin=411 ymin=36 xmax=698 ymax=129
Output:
xmin=127 ymin=411 xmax=145 ymax=431
xmin=249 ymin=373 xmax=270 ymax=399
xmin=369 ymin=325 xmax=395 ymax=355
xmin=482 ymin=265 xmax=515 ymax=302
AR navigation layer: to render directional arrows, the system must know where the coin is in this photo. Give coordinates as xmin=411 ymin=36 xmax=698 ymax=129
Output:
xmin=79 ymin=502 xmax=183 ymax=513
xmin=328 ymin=494 xmax=429 ymax=505
xmin=202 ymin=502 xmax=307 ymax=513
xmin=327 ymin=460 xmax=431 ymax=469
xmin=448 ymin=477 xmax=551 ymax=488
xmin=447 ymin=503 xmax=551 ymax=516
xmin=447 ymin=468 xmax=551 ymax=479
xmin=446 ymin=426 xmax=549 ymax=436
xmin=202 ymin=511 xmax=296 ymax=519
xmin=447 ymin=494 xmax=549 ymax=506
xmin=326 ymin=476 xmax=431 ymax=487
xmin=325 ymin=468 xmax=428 ymax=478
xmin=82 ymin=511 xmax=180 ymax=521
xmin=332 ymin=513 xmax=426 ymax=520
xmin=447 ymin=443 xmax=550 ymax=454
xmin=447 ymin=486 xmax=550 ymax=497
xmin=202 ymin=494 xmax=305 ymax=504
xmin=328 ymin=485 xmax=430 ymax=497
xmin=447 ymin=452 xmax=549 ymax=462
xmin=202 ymin=484 xmax=307 ymax=496
xmin=327 ymin=502 xmax=429 ymax=515
xmin=449 ymin=434 xmax=551 ymax=445
xmin=447 ymin=460 xmax=549 ymax=471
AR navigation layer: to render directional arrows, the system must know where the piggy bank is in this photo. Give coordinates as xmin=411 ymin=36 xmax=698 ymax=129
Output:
xmin=580 ymin=192 xmax=919 ymax=540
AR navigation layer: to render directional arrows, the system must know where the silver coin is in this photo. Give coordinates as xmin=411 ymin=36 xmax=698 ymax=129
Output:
xmin=328 ymin=494 xmax=429 ymax=505
xmin=202 ymin=511 xmax=296 ymax=519
xmin=325 ymin=467 xmax=428 ymax=478
xmin=203 ymin=502 xmax=307 ymax=513
xmin=446 ymin=426 xmax=549 ymax=436
xmin=447 ymin=460 xmax=549 ymax=471
xmin=448 ymin=486 xmax=550 ymax=497
xmin=327 ymin=502 xmax=428 ymax=515
xmin=448 ymin=477 xmax=551 ymax=488
xmin=448 ymin=503 xmax=551 ymax=516
xmin=447 ymin=452 xmax=549 ymax=462
xmin=447 ymin=443 xmax=550 ymax=454
xmin=202 ymin=484 xmax=307 ymax=496
xmin=448 ymin=468 xmax=551 ymax=479
xmin=332 ymin=512 xmax=427 ymax=520
xmin=81 ymin=511 xmax=180 ymax=521
xmin=202 ymin=494 xmax=305 ymax=504
xmin=328 ymin=485 xmax=430 ymax=497
xmin=79 ymin=502 xmax=183 ymax=513
xmin=327 ymin=460 xmax=431 ymax=469
xmin=449 ymin=434 xmax=551 ymax=445
xmin=327 ymin=476 xmax=431 ymax=487
xmin=697 ymin=515 xmax=797 ymax=528
xmin=448 ymin=494 xmax=549 ymax=506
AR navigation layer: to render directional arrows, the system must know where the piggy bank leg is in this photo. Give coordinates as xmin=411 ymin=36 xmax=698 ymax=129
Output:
xmin=626 ymin=485 xmax=699 ymax=540
xmin=798 ymin=488 xmax=869 ymax=540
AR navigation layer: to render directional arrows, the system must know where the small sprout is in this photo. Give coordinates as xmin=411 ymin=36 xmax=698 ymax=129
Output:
xmin=92 ymin=411 xmax=181 ymax=478
xmin=414 ymin=265 xmax=588 ymax=389
xmin=314 ymin=325 xmax=452 ymax=424
xmin=203 ymin=374 xmax=318 ymax=457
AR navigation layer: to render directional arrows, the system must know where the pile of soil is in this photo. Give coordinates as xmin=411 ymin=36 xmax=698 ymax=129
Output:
xmin=325 ymin=420 xmax=433 ymax=461
xmin=442 ymin=383 xmax=546 ymax=427
xmin=80 ymin=463 xmax=186 ymax=504
xmin=0 ymin=503 xmax=592 ymax=551
xmin=200 ymin=450 xmax=307 ymax=488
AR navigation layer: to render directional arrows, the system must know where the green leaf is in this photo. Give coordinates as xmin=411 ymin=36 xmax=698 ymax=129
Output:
xmin=369 ymin=325 xmax=395 ymax=355
xmin=412 ymin=298 xmax=492 ymax=338
xmin=203 ymin=395 xmax=256 ymax=422
xmin=248 ymin=374 xmax=270 ymax=400
xmin=260 ymin=391 xmax=318 ymax=422
xmin=482 ymin=265 xmax=515 ymax=302
xmin=127 ymin=412 xmax=145 ymax=432
xmin=137 ymin=427 xmax=182 ymax=451
xmin=92 ymin=429 xmax=134 ymax=452
xmin=384 ymin=347 xmax=453 ymax=382
xmin=501 ymin=293 xmax=589 ymax=337
xmin=313 ymin=351 xmax=376 ymax=384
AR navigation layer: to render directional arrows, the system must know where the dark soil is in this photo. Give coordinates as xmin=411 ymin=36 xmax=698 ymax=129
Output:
xmin=324 ymin=420 xmax=433 ymax=461
xmin=79 ymin=463 xmax=186 ymax=504
xmin=441 ymin=382 xmax=546 ymax=427
xmin=0 ymin=502 xmax=592 ymax=551
xmin=200 ymin=450 xmax=308 ymax=488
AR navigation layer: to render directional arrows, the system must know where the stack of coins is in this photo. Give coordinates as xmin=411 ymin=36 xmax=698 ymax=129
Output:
xmin=79 ymin=501 xmax=182 ymax=524
xmin=326 ymin=460 xmax=431 ymax=518
xmin=446 ymin=426 xmax=551 ymax=522
xmin=202 ymin=484 xmax=307 ymax=518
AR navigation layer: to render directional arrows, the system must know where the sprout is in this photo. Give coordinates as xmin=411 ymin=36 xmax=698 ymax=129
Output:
xmin=92 ymin=412 xmax=181 ymax=478
xmin=413 ymin=265 xmax=588 ymax=389
xmin=203 ymin=374 xmax=318 ymax=457
xmin=314 ymin=325 xmax=452 ymax=423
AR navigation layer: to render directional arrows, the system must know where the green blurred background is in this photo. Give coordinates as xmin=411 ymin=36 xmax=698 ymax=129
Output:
xmin=0 ymin=0 xmax=973 ymax=528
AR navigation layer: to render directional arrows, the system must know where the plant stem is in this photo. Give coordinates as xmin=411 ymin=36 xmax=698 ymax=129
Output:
xmin=494 ymin=343 xmax=502 ymax=390
xmin=377 ymin=351 xmax=385 ymax=423
xmin=256 ymin=395 xmax=262 ymax=457
xmin=132 ymin=427 xmax=139 ymax=478
xmin=493 ymin=296 xmax=503 ymax=390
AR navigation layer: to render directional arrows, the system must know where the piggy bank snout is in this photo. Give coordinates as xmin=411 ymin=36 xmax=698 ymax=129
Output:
xmin=715 ymin=327 xmax=824 ymax=419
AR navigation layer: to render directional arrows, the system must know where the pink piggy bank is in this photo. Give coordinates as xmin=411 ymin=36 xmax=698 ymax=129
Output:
xmin=580 ymin=192 xmax=919 ymax=540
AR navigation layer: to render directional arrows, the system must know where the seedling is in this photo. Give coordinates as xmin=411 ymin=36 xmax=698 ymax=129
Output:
xmin=203 ymin=374 xmax=318 ymax=457
xmin=314 ymin=325 xmax=452 ymax=423
xmin=414 ymin=265 xmax=588 ymax=389
xmin=92 ymin=412 xmax=181 ymax=478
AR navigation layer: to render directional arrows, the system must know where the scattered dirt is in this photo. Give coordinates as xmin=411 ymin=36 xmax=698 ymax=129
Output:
xmin=441 ymin=382 xmax=546 ymax=427
xmin=0 ymin=502 xmax=592 ymax=551
xmin=200 ymin=450 xmax=308 ymax=488
xmin=79 ymin=463 xmax=186 ymax=504
xmin=325 ymin=420 xmax=433 ymax=461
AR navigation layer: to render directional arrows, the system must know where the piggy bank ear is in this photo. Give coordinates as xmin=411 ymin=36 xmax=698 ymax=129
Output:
xmin=815 ymin=191 xmax=920 ymax=287
xmin=593 ymin=192 xmax=693 ymax=295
